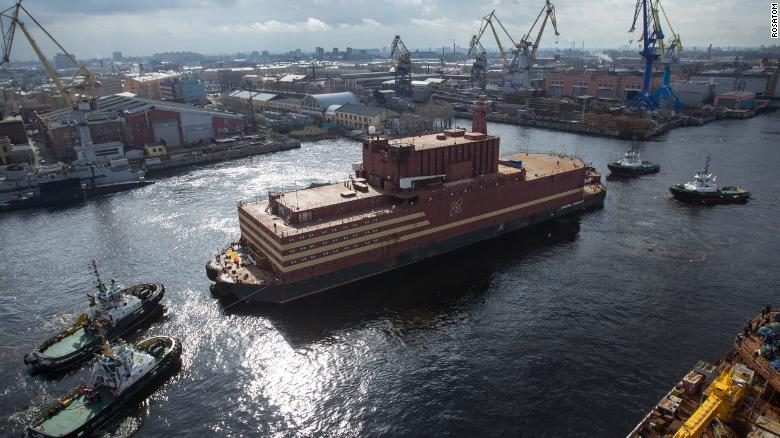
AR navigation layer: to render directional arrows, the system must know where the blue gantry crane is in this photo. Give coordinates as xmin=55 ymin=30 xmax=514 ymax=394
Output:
xmin=629 ymin=0 xmax=662 ymax=109
xmin=629 ymin=0 xmax=682 ymax=109
xmin=650 ymin=0 xmax=682 ymax=109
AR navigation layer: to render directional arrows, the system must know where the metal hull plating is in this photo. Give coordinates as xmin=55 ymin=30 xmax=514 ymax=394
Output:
xmin=669 ymin=185 xmax=751 ymax=204
xmin=2 ymin=180 xmax=153 ymax=211
xmin=607 ymin=162 xmax=660 ymax=177
xmin=210 ymin=190 xmax=605 ymax=304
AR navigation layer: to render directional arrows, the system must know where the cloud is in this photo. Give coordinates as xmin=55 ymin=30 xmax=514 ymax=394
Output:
xmin=3 ymin=0 xmax=770 ymax=59
xmin=221 ymin=17 xmax=332 ymax=33
xmin=337 ymin=18 xmax=386 ymax=31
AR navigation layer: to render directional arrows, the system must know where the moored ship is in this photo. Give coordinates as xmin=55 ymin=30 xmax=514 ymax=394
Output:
xmin=206 ymin=100 xmax=606 ymax=304
xmin=0 ymin=100 xmax=152 ymax=212
xmin=0 ymin=160 xmax=152 ymax=211
xmin=627 ymin=305 xmax=779 ymax=438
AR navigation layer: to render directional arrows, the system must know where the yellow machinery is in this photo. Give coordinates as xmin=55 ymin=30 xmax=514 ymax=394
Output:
xmin=672 ymin=364 xmax=752 ymax=438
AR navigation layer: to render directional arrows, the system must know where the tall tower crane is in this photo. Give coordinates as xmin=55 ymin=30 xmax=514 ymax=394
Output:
xmin=390 ymin=35 xmax=412 ymax=96
xmin=467 ymin=34 xmax=488 ymax=89
xmin=1 ymin=0 xmax=101 ymax=161
xmin=506 ymin=0 xmax=559 ymax=91
xmin=628 ymin=0 xmax=663 ymax=109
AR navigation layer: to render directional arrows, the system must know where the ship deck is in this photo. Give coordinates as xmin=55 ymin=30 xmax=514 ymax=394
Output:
xmin=35 ymin=387 xmax=113 ymax=436
xmin=499 ymin=152 xmax=584 ymax=180
xmin=628 ymin=310 xmax=780 ymax=438
xmin=241 ymin=200 xmax=399 ymax=237
xmin=40 ymin=326 xmax=94 ymax=357
xmin=219 ymin=257 xmax=278 ymax=285
xmin=735 ymin=311 xmax=780 ymax=392
xmin=239 ymin=152 xmax=586 ymax=239
xmin=389 ymin=132 xmax=497 ymax=151
xmin=271 ymin=180 xmax=385 ymax=214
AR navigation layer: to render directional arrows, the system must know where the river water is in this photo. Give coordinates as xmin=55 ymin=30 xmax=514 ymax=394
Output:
xmin=1 ymin=113 xmax=779 ymax=437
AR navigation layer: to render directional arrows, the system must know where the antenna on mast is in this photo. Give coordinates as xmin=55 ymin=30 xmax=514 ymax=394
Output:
xmin=90 ymin=260 xmax=106 ymax=293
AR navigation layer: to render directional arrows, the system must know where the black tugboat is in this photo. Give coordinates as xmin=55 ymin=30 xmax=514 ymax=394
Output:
xmin=670 ymin=156 xmax=751 ymax=204
xmin=23 ymin=262 xmax=165 ymax=374
xmin=607 ymin=150 xmax=660 ymax=177
xmin=26 ymin=336 xmax=181 ymax=438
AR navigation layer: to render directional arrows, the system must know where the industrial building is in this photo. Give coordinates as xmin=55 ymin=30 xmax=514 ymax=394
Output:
xmin=324 ymin=103 xmax=396 ymax=130
xmin=122 ymin=72 xmax=180 ymax=100
xmin=689 ymin=70 xmax=779 ymax=96
xmin=35 ymin=93 xmax=245 ymax=161
xmin=53 ymin=53 xmax=72 ymax=70
xmin=0 ymin=115 xmax=34 ymax=165
xmin=713 ymin=91 xmax=756 ymax=110
xmin=160 ymin=74 xmax=208 ymax=104
xmin=671 ymin=81 xmax=716 ymax=107
xmin=0 ymin=135 xmax=33 ymax=165
xmin=0 ymin=114 xmax=28 ymax=144
xmin=299 ymin=92 xmax=359 ymax=116
xmin=93 ymin=76 xmax=125 ymax=98
xmin=544 ymin=70 xmax=663 ymax=100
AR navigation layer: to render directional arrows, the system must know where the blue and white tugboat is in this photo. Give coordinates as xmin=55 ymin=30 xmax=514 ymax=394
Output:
xmin=23 ymin=262 xmax=165 ymax=374
xmin=607 ymin=149 xmax=660 ymax=177
xmin=26 ymin=336 xmax=181 ymax=438
xmin=670 ymin=156 xmax=750 ymax=204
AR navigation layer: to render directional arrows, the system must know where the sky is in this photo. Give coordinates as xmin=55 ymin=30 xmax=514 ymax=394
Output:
xmin=2 ymin=0 xmax=774 ymax=61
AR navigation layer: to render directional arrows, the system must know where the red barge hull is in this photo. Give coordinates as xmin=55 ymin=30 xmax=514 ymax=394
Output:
xmin=207 ymin=103 xmax=606 ymax=305
xmin=209 ymin=187 xmax=604 ymax=304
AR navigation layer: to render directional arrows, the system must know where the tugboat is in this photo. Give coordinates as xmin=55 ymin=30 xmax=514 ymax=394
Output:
xmin=607 ymin=149 xmax=660 ymax=177
xmin=26 ymin=336 xmax=181 ymax=438
xmin=670 ymin=156 xmax=751 ymax=204
xmin=23 ymin=262 xmax=165 ymax=374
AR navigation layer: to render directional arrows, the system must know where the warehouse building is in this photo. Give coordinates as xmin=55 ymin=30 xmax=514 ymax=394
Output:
xmin=325 ymin=103 xmax=396 ymax=130
xmin=713 ymin=91 xmax=756 ymax=110
xmin=299 ymin=92 xmax=359 ymax=116
xmin=35 ymin=93 xmax=245 ymax=161
xmin=544 ymin=70 xmax=663 ymax=100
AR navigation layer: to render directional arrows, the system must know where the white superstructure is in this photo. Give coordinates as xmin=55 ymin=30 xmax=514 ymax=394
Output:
xmin=87 ymin=283 xmax=143 ymax=327
xmin=90 ymin=341 xmax=157 ymax=395
xmin=616 ymin=150 xmax=644 ymax=168
xmin=682 ymin=156 xmax=718 ymax=193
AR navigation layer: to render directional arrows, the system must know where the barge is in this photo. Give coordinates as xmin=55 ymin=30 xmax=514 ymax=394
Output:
xmin=206 ymin=100 xmax=606 ymax=304
xmin=628 ymin=306 xmax=780 ymax=438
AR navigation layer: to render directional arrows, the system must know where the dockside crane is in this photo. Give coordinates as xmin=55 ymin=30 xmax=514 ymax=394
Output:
xmin=467 ymin=34 xmax=488 ymax=89
xmin=628 ymin=0 xmax=663 ymax=109
xmin=390 ymin=35 xmax=412 ymax=96
xmin=474 ymin=10 xmax=517 ymax=69
xmin=1 ymin=1 xmax=99 ymax=108
xmin=507 ymin=0 xmax=559 ymax=91
xmin=650 ymin=0 xmax=682 ymax=109
xmin=1 ymin=0 xmax=101 ymax=161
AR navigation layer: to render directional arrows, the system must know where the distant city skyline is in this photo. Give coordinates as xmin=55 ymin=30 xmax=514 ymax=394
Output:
xmin=3 ymin=0 xmax=775 ymax=61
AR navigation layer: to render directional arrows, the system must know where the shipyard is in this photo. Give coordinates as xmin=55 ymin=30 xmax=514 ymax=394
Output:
xmin=1 ymin=0 xmax=779 ymax=436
